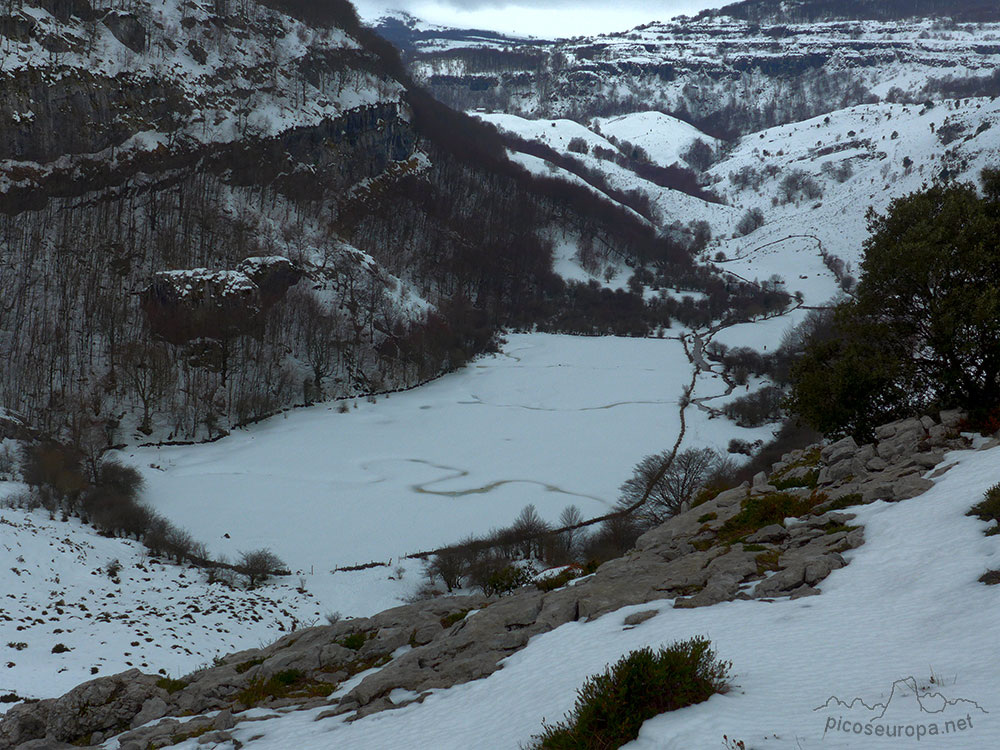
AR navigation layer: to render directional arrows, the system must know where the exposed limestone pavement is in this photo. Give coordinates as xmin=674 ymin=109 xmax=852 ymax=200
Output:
xmin=0 ymin=409 xmax=985 ymax=749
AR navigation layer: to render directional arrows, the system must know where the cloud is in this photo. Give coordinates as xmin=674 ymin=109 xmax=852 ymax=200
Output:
xmin=353 ymin=0 xmax=729 ymax=37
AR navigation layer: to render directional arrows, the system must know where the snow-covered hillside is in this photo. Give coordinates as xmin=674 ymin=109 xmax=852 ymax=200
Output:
xmin=4 ymin=3 xmax=1000 ymax=747
xmin=595 ymin=111 xmax=720 ymax=169
xmin=478 ymin=95 xmax=1000 ymax=330
xmin=0 ymin=0 xmax=401 ymax=165
xmin=709 ymin=97 xmax=1000 ymax=273
xmin=0 ymin=498 xmax=325 ymax=702
xmin=80 ymin=438 xmax=1000 ymax=749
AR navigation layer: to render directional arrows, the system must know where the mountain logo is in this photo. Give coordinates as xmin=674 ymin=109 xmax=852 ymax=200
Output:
xmin=814 ymin=677 xmax=987 ymax=741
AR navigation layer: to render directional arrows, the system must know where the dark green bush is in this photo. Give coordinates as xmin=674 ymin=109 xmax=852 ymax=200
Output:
xmin=788 ymin=173 xmax=1000 ymax=441
xmin=531 ymin=637 xmax=730 ymax=749
xmin=339 ymin=632 xmax=368 ymax=651
xmin=481 ymin=564 xmax=533 ymax=597
xmin=536 ymin=568 xmax=579 ymax=592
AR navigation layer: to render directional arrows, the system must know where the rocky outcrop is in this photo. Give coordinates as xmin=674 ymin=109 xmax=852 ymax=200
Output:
xmin=101 ymin=11 xmax=147 ymax=54
xmin=0 ymin=670 xmax=166 ymax=748
xmin=0 ymin=409 xmax=979 ymax=748
xmin=140 ymin=256 xmax=302 ymax=346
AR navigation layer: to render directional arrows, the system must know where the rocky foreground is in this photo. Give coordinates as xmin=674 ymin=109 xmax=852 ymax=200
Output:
xmin=0 ymin=409 xmax=985 ymax=750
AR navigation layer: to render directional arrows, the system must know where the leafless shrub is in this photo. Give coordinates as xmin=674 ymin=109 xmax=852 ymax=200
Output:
xmin=617 ymin=447 xmax=728 ymax=527
xmin=723 ymin=385 xmax=786 ymax=428
xmin=237 ymin=548 xmax=287 ymax=588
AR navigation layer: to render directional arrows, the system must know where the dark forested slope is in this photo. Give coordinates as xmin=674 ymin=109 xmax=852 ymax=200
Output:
xmin=0 ymin=0 xmax=703 ymax=443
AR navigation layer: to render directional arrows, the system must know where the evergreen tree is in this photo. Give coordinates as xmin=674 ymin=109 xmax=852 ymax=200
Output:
xmin=788 ymin=170 xmax=1000 ymax=439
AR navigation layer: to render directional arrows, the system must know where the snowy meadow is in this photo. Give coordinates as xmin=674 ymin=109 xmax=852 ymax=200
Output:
xmin=123 ymin=332 xmax=769 ymax=574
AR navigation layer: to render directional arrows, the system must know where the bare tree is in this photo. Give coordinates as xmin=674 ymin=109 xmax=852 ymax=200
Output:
xmin=509 ymin=504 xmax=551 ymax=559
xmin=617 ymin=447 xmax=724 ymax=527
xmin=426 ymin=549 xmax=466 ymax=592
xmin=237 ymin=548 xmax=287 ymax=588
xmin=558 ymin=504 xmax=584 ymax=554
xmin=680 ymin=138 xmax=716 ymax=172
xmin=120 ymin=340 xmax=173 ymax=435
xmin=299 ymin=294 xmax=341 ymax=402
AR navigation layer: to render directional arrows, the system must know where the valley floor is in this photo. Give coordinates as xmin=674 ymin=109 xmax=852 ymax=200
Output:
xmin=122 ymin=331 xmax=775 ymax=581
xmin=1 ymin=331 xmax=774 ymax=704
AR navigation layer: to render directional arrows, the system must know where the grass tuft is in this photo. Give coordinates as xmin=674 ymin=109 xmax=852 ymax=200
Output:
xmin=440 ymin=610 xmax=471 ymax=628
xmin=822 ymin=493 xmax=863 ymax=512
xmin=236 ymin=669 xmax=310 ymax=707
xmin=755 ymin=549 xmax=781 ymax=575
xmin=968 ymin=483 xmax=1000 ymax=535
xmin=339 ymin=632 xmax=369 ymax=651
xmin=718 ymin=492 xmax=826 ymax=543
xmin=771 ymin=469 xmax=819 ymax=490
xmin=234 ymin=657 xmax=265 ymax=674
xmin=156 ymin=677 xmax=188 ymax=694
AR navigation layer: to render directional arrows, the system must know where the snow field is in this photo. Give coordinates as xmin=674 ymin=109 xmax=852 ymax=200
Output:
xmin=593 ymin=111 xmax=721 ymax=169
xmin=124 ymin=333 xmax=772 ymax=575
xmin=0 ymin=501 xmax=326 ymax=703
xmin=151 ymin=443 xmax=1000 ymax=750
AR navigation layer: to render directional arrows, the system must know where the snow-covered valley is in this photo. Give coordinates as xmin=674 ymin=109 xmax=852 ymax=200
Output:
xmin=2 ymin=330 xmax=778 ymax=704
xmin=124 ymin=333 xmax=772 ymax=571
xmin=3 ymin=0 xmax=1000 ymax=747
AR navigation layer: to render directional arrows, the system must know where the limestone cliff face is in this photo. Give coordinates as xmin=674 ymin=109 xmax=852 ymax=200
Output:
xmin=382 ymin=13 xmax=1000 ymax=134
xmin=0 ymin=0 xmax=412 ymax=205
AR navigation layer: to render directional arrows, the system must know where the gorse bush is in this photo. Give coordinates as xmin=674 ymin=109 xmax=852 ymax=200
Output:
xmin=536 ymin=567 xmax=580 ymax=592
xmin=478 ymin=564 xmax=534 ymax=597
xmin=531 ymin=637 xmax=730 ymax=749
xmin=339 ymin=632 xmax=368 ymax=651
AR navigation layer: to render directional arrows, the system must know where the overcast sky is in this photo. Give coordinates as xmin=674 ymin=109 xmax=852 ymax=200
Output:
xmin=352 ymin=1 xmax=731 ymax=38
